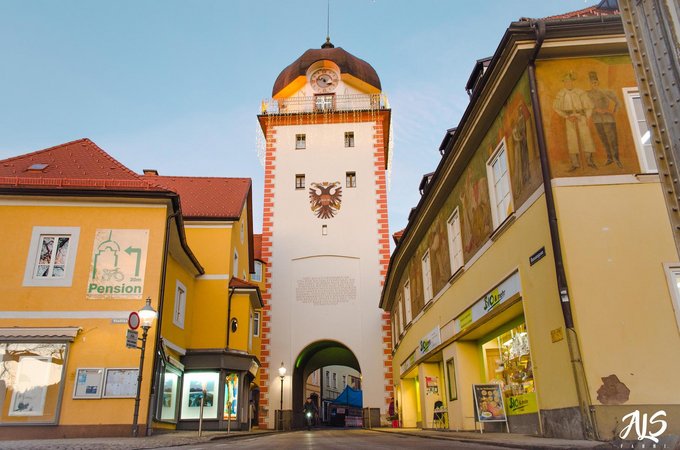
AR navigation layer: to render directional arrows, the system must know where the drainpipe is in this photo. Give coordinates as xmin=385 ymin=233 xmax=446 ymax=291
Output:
xmin=527 ymin=20 xmax=597 ymax=440
xmin=145 ymin=210 xmax=180 ymax=436
xmin=226 ymin=281 xmax=236 ymax=349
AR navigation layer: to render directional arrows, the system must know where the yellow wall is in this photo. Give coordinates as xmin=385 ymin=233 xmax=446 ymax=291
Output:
xmin=0 ymin=200 xmax=169 ymax=426
xmin=160 ymin=255 xmax=197 ymax=351
xmin=555 ymin=181 xmax=680 ymax=404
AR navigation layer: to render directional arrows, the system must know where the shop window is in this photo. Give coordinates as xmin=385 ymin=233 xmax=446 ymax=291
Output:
xmin=664 ymin=265 xmax=680 ymax=332
xmin=447 ymin=208 xmax=464 ymax=275
xmin=487 ymin=141 xmax=513 ymax=228
xmin=422 ymin=250 xmax=433 ymax=303
xmin=446 ymin=358 xmax=458 ymax=401
xmin=0 ymin=342 xmax=68 ymax=424
xmin=180 ymin=371 xmax=220 ymax=420
xmin=173 ymin=280 xmax=186 ymax=329
xmin=23 ymin=226 xmax=80 ymax=287
xmin=253 ymin=311 xmax=261 ymax=337
xmin=252 ymin=261 xmax=263 ymax=282
xmin=295 ymin=174 xmax=305 ymax=190
xmin=403 ymin=280 xmax=413 ymax=325
xmin=296 ymin=134 xmax=306 ymax=149
xmin=345 ymin=131 xmax=355 ymax=148
xmin=224 ymin=373 xmax=239 ymax=420
xmin=623 ymin=88 xmax=657 ymax=173
xmin=346 ymin=171 xmax=357 ymax=188
xmin=481 ymin=323 xmax=535 ymax=407
xmin=156 ymin=363 xmax=181 ymax=422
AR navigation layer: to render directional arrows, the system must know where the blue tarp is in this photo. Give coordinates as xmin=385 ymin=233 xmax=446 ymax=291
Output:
xmin=331 ymin=386 xmax=363 ymax=408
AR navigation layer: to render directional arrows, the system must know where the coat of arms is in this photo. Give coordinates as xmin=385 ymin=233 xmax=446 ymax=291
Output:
xmin=309 ymin=181 xmax=342 ymax=219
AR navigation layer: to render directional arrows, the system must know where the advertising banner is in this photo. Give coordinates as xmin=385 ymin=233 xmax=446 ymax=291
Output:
xmin=472 ymin=384 xmax=507 ymax=422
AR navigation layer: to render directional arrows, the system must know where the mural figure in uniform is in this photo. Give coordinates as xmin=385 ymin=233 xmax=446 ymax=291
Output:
xmin=511 ymin=102 xmax=531 ymax=190
xmin=552 ymin=71 xmax=597 ymax=171
xmin=587 ymin=71 xmax=622 ymax=167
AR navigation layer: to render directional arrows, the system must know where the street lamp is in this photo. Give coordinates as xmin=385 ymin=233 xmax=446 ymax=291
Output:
xmin=132 ymin=297 xmax=158 ymax=437
xmin=278 ymin=362 xmax=286 ymax=430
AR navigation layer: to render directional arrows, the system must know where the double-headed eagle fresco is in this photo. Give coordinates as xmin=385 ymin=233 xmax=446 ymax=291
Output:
xmin=309 ymin=181 xmax=342 ymax=219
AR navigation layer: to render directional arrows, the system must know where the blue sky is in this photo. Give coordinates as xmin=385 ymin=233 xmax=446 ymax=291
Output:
xmin=0 ymin=0 xmax=594 ymax=236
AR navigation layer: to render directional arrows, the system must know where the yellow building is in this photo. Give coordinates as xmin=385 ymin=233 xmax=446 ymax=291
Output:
xmin=380 ymin=4 xmax=680 ymax=444
xmin=0 ymin=139 xmax=262 ymax=438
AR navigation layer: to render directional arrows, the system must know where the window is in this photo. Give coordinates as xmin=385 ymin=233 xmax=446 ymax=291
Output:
xmin=447 ymin=208 xmax=464 ymax=274
xmin=345 ymin=132 xmax=355 ymax=148
xmin=233 ymin=250 xmax=239 ymax=278
xmin=391 ymin=314 xmax=397 ymax=346
xmin=332 ymin=372 xmax=337 ymax=389
xmin=623 ymin=88 xmax=657 ymax=173
xmin=665 ymin=265 xmax=680 ymax=332
xmin=487 ymin=141 xmax=513 ymax=227
xmin=346 ymin=171 xmax=356 ymax=188
xmin=315 ymin=94 xmax=334 ymax=112
xmin=253 ymin=311 xmax=261 ymax=337
xmin=422 ymin=250 xmax=433 ymax=303
xmin=322 ymin=224 xmax=328 ymax=236
xmin=252 ymin=261 xmax=263 ymax=282
xmin=403 ymin=280 xmax=412 ymax=324
xmin=173 ymin=280 xmax=187 ymax=329
xmin=23 ymin=226 xmax=80 ymax=287
xmin=240 ymin=222 xmax=244 ymax=244
xmin=296 ymin=134 xmax=306 ymax=149
xmin=342 ymin=375 xmax=346 ymax=389
xmin=397 ymin=297 xmax=404 ymax=335
xmin=295 ymin=174 xmax=305 ymax=190
xmin=325 ymin=370 xmax=330 ymax=387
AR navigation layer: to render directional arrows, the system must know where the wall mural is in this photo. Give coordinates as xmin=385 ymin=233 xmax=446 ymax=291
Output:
xmin=404 ymin=72 xmax=542 ymax=308
xmin=536 ymin=56 xmax=640 ymax=177
xmin=309 ymin=181 xmax=342 ymax=219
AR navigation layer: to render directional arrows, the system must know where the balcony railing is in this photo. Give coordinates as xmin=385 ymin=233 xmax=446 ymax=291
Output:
xmin=260 ymin=93 xmax=387 ymax=115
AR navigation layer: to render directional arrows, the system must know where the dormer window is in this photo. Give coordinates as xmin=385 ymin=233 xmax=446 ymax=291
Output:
xmin=315 ymin=94 xmax=335 ymax=112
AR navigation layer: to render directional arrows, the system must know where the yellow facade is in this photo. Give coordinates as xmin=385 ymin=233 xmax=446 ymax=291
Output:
xmin=382 ymin=16 xmax=680 ymax=444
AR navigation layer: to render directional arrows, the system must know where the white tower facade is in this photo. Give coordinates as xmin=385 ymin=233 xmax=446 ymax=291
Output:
xmin=258 ymin=41 xmax=393 ymax=428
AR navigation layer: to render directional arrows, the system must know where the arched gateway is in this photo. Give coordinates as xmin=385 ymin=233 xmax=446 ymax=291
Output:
xmin=257 ymin=40 xmax=394 ymax=429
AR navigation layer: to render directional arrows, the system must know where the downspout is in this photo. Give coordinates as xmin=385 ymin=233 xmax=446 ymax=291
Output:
xmin=145 ymin=210 xmax=180 ymax=436
xmin=226 ymin=282 xmax=236 ymax=349
xmin=527 ymin=20 xmax=597 ymax=440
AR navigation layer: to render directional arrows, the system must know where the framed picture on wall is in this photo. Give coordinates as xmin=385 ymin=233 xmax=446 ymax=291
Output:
xmin=446 ymin=357 xmax=458 ymax=401
xmin=73 ymin=368 xmax=104 ymax=399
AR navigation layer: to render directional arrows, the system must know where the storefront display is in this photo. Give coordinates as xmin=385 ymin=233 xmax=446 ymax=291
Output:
xmin=223 ymin=373 xmax=238 ymax=420
xmin=180 ymin=372 xmax=219 ymax=420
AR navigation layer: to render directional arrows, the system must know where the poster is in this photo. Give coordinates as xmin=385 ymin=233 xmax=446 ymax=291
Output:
xmin=87 ymin=229 xmax=149 ymax=299
xmin=73 ymin=368 xmax=104 ymax=399
xmin=9 ymin=356 xmax=50 ymax=416
xmin=103 ymin=368 xmax=138 ymax=398
xmin=223 ymin=373 xmax=239 ymax=420
xmin=472 ymin=384 xmax=507 ymax=422
xmin=188 ymin=379 xmax=214 ymax=407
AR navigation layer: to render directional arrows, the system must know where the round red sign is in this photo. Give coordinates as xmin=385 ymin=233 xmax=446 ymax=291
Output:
xmin=128 ymin=311 xmax=140 ymax=330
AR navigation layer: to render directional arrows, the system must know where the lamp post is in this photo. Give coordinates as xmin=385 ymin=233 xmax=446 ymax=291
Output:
xmin=278 ymin=362 xmax=286 ymax=430
xmin=132 ymin=297 xmax=158 ymax=437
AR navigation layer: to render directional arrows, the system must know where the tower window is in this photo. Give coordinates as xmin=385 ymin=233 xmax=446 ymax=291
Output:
xmin=345 ymin=132 xmax=355 ymax=148
xmin=296 ymin=134 xmax=306 ymax=149
xmin=295 ymin=174 xmax=305 ymax=190
xmin=315 ymin=94 xmax=335 ymax=112
xmin=322 ymin=224 xmax=328 ymax=236
xmin=346 ymin=171 xmax=356 ymax=188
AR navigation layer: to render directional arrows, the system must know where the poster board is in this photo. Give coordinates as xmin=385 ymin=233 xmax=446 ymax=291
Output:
xmin=472 ymin=384 xmax=507 ymax=423
xmin=103 ymin=368 xmax=138 ymax=398
xmin=73 ymin=368 xmax=104 ymax=399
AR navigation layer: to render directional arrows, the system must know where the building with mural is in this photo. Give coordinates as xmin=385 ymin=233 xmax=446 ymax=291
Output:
xmin=0 ymin=139 xmax=262 ymax=438
xmin=380 ymin=2 xmax=680 ymax=443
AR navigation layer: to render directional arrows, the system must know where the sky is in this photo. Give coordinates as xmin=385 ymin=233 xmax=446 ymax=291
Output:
xmin=0 ymin=0 xmax=595 ymax=237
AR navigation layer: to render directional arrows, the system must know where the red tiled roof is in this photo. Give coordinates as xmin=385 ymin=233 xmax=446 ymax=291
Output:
xmin=0 ymin=138 xmax=167 ymax=192
xmin=253 ymin=234 xmax=263 ymax=261
xmin=229 ymin=277 xmax=259 ymax=289
xmin=145 ymin=175 xmax=251 ymax=220
xmin=528 ymin=0 xmax=619 ymax=20
xmin=392 ymin=229 xmax=404 ymax=245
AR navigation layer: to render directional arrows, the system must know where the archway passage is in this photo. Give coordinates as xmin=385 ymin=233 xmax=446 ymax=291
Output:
xmin=292 ymin=340 xmax=362 ymax=427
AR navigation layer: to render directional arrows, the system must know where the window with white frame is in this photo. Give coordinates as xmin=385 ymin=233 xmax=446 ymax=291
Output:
xmin=173 ymin=280 xmax=187 ymax=329
xmin=422 ymin=250 xmax=433 ymax=303
xmin=252 ymin=261 xmax=263 ymax=282
xmin=23 ymin=226 xmax=80 ymax=287
xmin=397 ymin=297 xmax=404 ymax=335
xmin=447 ymin=208 xmax=464 ymax=274
xmin=253 ymin=311 xmax=261 ymax=337
xmin=487 ymin=140 xmax=513 ymax=228
xmin=233 ymin=250 xmax=239 ymax=278
xmin=623 ymin=88 xmax=657 ymax=173
xmin=346 ymin=171 xmax=356 ymax=188
xmin=295 ymin=174 xmax=305 ymax=190
xmin=345 ymin=131 xmax=355 ymax=148
xmin=403 ymin=280 xmax=412 ymax=325
xmin=665 ymin=265 xmax=680 ymax=332
xmin=296 ymin=134 xmax=306 ymax=149
xmin=332 ymin=372 xmax=337 ymax=389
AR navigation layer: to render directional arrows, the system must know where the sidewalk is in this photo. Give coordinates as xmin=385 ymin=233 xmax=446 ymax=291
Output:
xmin=0 ymin=429 xmax=277 ymax=450
xmin=370 ymin=427 xmax=617 ymax=449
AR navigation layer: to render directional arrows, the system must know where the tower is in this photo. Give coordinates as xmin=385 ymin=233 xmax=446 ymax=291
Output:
xmin=257 ymin=40 xmax=393 ymax=428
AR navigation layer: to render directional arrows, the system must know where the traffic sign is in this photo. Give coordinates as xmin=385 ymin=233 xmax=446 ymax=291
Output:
xmin=128 ymin=311 xmax=140 ymax=330
xmin=126 ymin=329 xmax=139 ymax=349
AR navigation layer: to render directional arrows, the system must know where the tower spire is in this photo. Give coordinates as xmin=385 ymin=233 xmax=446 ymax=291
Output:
xmin=322 ymin=0 xmax=335 ymax=49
